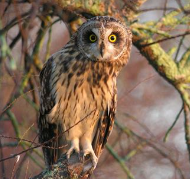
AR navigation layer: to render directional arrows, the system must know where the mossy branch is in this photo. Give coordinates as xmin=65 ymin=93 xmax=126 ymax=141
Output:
xmin=31 ymin=153 xmax=94 ymax=179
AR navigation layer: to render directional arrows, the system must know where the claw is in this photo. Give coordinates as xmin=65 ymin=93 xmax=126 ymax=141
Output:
xmin=66 ymin=146 xmax=80 ymax=159
xmin=83 ymin=149 xmax=98 ymax=168
xmin=81 ymin=138 xmax=98 ymax=168
xmin=66 ymin=138 xmax=80 ymax=160
xmin=78 ymin=152 xmax=84 ymax=163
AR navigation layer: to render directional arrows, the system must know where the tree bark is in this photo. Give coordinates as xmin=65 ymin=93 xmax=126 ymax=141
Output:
xmin=31 ymin=153 xmax=93 ymax=179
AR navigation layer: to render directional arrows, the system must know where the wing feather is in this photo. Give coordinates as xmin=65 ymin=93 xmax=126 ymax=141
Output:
xmin=38 ymin=56 xmax=60 ymax=166
xmin=92 ymin=90 xmax=116 ymax=158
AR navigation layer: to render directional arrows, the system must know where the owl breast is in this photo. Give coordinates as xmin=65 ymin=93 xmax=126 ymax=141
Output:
xmin=48 ymin=57 xmax=116 ymax=141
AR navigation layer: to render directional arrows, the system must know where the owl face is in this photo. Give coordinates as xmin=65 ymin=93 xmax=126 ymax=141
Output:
xmin=76 ymin=16 xmax=131 ymax=61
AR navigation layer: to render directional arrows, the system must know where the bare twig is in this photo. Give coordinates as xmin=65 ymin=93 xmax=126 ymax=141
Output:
xmin=176 ymin=0 xmax=190 ymax=14
xmin=141 ymin=31 xmax=190 ymax=47
xmin=163 ymin=0 xmax=168 ymax=16
xmin=106 ymin=144 xmax=135 ymax=179
xmin=0 ymin=11 xmax=30 ymax=35
xmin=139 ymin=7 xmax=177 ymax=12
xmin=10 ymin=155 xmax=20 ymax=179
xmin=24 ymin=160 xmax=30 ymax=179
xmin=163 ymin=105 xmax=183 ymax=142
xmin=115 ymin=121 xmax=185 ymax=179
xmin=0 ymin=139 xmax=5 ymax=179
xmin=0 ymin=109 xmax=96 ymax=163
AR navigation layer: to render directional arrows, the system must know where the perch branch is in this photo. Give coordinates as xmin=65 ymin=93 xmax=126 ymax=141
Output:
xmin=31 ymin=153 xmax=93 ymax=179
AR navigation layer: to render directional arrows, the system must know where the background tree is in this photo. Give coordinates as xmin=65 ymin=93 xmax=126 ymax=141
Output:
xmin=0 ymin=0 xmax=190 ymax=178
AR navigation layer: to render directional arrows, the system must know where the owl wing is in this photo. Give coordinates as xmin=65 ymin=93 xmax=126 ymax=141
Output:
xmin=38 ymin=56 xmax=61 ymax=166
xmin=92 ymin=90 xmax=117 ymax=158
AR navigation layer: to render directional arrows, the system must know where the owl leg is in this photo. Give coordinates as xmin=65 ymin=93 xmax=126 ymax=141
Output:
xmin=66 ymin=138 xmax=80 ymax=159
xmin=81 ymin=137 xmax=98 ymax=168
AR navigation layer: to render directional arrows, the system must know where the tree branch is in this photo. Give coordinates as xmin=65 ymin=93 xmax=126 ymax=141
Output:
xmin=31 ymin=153 xmax=94 ymax=179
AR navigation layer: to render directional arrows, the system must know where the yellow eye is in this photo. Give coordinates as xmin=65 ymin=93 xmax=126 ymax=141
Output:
xmin=89 ymin=34 xmax=97 ymax=42
xmin=108 ymin=34 xmax=117 ymax=43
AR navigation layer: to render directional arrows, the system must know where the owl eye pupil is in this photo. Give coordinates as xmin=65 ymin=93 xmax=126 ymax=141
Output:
xmin=111 ymin=36 xmax=115 ymax=40
xmin=89 ymin=34 xmax=97 ymax=42
xmin=109 ymin=34 xmax=117 ymax=43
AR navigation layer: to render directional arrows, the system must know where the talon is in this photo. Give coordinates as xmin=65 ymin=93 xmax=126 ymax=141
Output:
xmin=91 ymin=155 xmax=98 ymax=168
xmin=83 ymin=149 xmax=98 ymax=168
xmin=66 ymin=146 xmax=80 ymax=159
xmin=78 ymin=152 xmax=84 ymax=163
xmin=66 ymin=138 xmax=80 ymax=159
xmin=66 ymin=147 xmax=73 ymax=159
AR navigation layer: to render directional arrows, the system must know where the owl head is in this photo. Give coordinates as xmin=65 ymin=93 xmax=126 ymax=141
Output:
xmin=76 ymin=16 xmax=132 ymax=61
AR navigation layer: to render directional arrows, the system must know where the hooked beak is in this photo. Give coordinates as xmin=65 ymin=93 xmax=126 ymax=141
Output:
xmin=100 ymin=42 xmax=105 ymax=58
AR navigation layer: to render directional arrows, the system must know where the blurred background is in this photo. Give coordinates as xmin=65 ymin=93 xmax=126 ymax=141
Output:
xmin=0 ymin=0 xmax=190 ymax=178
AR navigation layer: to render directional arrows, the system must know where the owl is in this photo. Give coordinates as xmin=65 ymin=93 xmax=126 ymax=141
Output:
xmin=38 ymin=16 xmax=132 ymax=168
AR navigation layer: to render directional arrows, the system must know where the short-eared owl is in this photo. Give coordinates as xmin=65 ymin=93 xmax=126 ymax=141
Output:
xmin=38 ymin=16 xmax=132 ymax=168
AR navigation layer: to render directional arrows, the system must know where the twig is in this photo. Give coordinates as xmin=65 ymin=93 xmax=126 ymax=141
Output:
xmin=10 ymin=155 xmax=20 ymax=179
xmin=123 ymin=142 xmax=146 ymax=161
xmin=10 ymin=31 xmax=21 ymax=49
xmin=2 ymin=0 xmax=12 ymax=16
xmin=115 ymin=121 xmax=185 ymax=179
xmin=163 ymin=0 xmax=168 ymax=16
xmin=0 ymin=11 xmax=30 ymax=35
xmin=14 ymin=133 xmax=43 ymax=178
xmin=32 ymin=14 xmax=52 ymax=71
xmin=0 ymin=109 xmax=96 ymax=163
xmin=0 ymin=87 xmax=39 ymax=116
xmin=6 ymin=110 xmax=44 ymax=169
xmin=45 ymin=26 xmax=52 ymax=61
xmin=106 ymin=144 xmax=135 ymax=179
xmin=141 ymin=31 xmax=190 ymax=47
xmin=184 ymin=103 xmax=190 ymax=161
xmin=0 ymin=139 xmax=5 ymax=179
xmin=174 ymin=34 xmax=186 ymax=61
xmin=118 ymin=113 xmax=156 ymax=140
xmin=0 ymin=142 xmax=18 ymax=147
xmin=139 ymin=7 xmax=178 ymax=12
xmin=163 ymin=105 xmax=183 ymax=142
xmin=175 ymin=0 xmax=190 ymax=14
xmin=118 ymin=74 xmax=156 ymax=103
xmin=24 ymin=160 xmax=29 ymax=179
xmin=0 ymin=135 xmax=40 ymax=148
xmin=0 ymin=144 xmax=41 ymax=163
